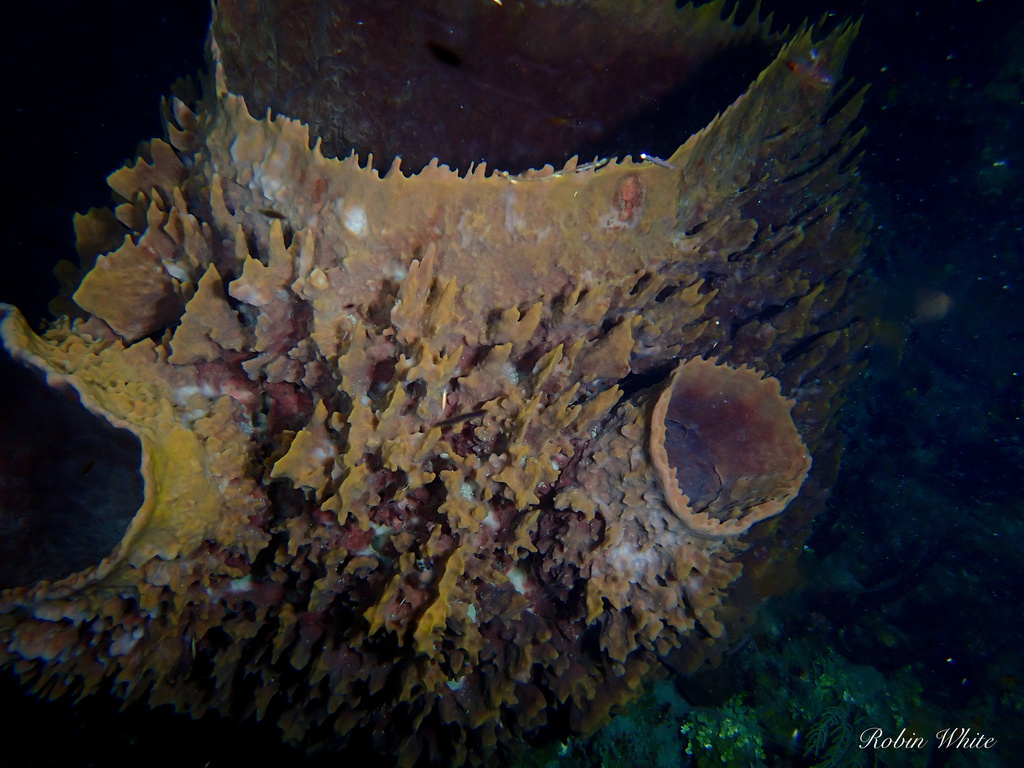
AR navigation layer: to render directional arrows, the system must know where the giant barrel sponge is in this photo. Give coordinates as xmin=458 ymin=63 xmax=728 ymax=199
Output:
xmin=0 ymin=1 xmax=870 ymax=765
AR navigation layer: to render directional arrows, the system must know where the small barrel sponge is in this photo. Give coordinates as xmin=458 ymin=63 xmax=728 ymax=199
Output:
xmin=650 ymin=358 xmax=812 ymax=537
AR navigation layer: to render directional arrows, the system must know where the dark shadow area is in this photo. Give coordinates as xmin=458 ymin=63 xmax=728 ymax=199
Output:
xmin=213 ymin=0 xmax=780 ymax=174
xmin=0 ymin=345 xmax=144 ymax=589
xmin=0 ymin=0 xmax=210 ymax=327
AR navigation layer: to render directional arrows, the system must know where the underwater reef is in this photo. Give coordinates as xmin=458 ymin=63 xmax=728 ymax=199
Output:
xmin=0 ymin=1 xmax=874 ymax=765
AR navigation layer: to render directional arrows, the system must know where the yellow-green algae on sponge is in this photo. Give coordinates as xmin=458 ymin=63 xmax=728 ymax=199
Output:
xmin=0 ymin=1 xmax=871 ymax=765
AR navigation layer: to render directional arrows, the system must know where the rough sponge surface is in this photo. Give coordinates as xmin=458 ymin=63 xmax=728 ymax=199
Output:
xmin=0 ymin=3 xmax=870 ymax=766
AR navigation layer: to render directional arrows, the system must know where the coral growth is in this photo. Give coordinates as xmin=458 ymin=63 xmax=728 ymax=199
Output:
xmin=0 ymin=1 xmax=871 ymax=765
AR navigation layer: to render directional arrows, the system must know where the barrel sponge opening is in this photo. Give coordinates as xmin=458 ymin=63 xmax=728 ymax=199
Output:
xmin=649 ymin=357 xmax=811 ymax=538
xmin=0 ymin=346 xmax=144 ymax=589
